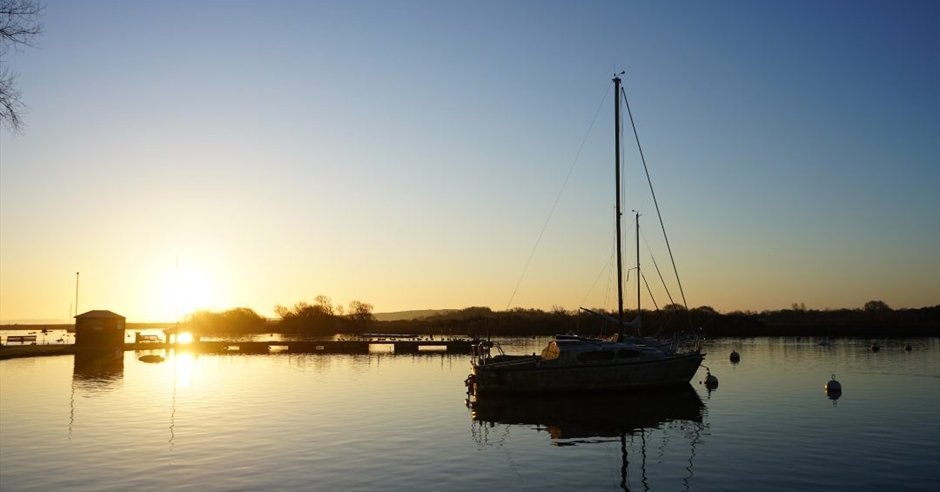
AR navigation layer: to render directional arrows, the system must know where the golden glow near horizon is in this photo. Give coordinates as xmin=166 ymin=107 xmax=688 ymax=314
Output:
xmin=0 ymin=2 xmax=937 ymax=323
xmin=155 ymin=265 xmax=222 ymax=322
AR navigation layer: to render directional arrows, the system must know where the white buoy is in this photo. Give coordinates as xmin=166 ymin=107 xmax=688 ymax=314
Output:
xmin=825 ymin=374 xmax=842 ymax=393
xmin=729 ymin=350 xmax=740 ymax=362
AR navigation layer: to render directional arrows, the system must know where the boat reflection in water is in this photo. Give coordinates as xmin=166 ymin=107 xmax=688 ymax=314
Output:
xmin=469 ymin=385 xmax=707 ymax=491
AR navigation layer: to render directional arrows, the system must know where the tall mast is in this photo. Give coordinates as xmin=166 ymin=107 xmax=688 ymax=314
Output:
xmin=614 ymin=73 xmax=624 ymax=335
xmin=635 ymin=211 xmax=641 ymax=335
xmin=74 ymin=271 xmax=80 ymax=318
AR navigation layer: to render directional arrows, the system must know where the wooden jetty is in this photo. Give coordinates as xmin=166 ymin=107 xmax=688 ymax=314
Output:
xmin=178 ymin=339 xmax=475 ymax=355
xmin=5 ymin=334 xmax=37 ymax=344
xmin=1 ymin=339 xmax=475 ymax=360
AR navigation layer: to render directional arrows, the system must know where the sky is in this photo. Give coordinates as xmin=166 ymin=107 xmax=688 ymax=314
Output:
xmin=1 ymin=0 xmax=938 ymax=323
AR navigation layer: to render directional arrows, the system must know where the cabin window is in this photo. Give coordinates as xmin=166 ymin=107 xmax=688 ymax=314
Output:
xmin=618 ymin=349 xmax=642 ymax=358
xmin=576 ymin=350 xmax=616 ymax=362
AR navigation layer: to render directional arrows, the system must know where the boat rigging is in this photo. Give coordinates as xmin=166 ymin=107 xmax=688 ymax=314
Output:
xmin=465 ymin=74 xmax=705 ymax=395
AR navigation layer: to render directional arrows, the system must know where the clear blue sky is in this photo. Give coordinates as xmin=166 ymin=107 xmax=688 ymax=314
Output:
xmin=1 ymin=0 xmax=938 ymax=322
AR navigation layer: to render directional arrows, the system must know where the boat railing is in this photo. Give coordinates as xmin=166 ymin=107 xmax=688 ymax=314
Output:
xmin=470 ymin=340 xmax=493 ymax=366
xmin=475 ymin=354 xmax=541 ymax=369
xmin=471 ymin=340 xmax=537 ymax=367
xmin=673 ymin=331 xmax=704 ymax=353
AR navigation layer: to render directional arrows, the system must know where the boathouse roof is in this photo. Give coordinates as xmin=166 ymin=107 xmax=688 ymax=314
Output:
xmin=74 ymin=310 xmax=125 ymax=319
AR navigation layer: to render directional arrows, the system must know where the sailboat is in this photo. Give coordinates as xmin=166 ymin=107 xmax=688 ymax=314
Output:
xmin=466 ymin=75 xmax=704 ymax=395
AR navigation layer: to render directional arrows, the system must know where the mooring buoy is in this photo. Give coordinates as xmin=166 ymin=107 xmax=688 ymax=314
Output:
xmin=730 ymin=350 xmax=740 ymax=362
xmin=825 ymin=374 xmax=842 ymax=394
xmin=704 ymin=370 xmax=719 ymax=388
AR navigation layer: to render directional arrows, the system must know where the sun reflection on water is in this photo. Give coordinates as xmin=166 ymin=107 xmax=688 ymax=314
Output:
xmin=173 ymin=352 xmax=195 ymax=388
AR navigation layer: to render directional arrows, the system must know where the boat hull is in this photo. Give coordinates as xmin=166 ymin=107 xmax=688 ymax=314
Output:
xmin=471 ymin=352 xmax=704 ymax=395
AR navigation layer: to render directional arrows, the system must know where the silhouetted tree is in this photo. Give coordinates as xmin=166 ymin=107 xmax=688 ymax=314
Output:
xmin=315 ymin=295 xmax=344 ymax=316
xmin=551 ymin=305 xmax=569 ymax=316
xmin=863 ymin=300 xmax=891 ymax=312
xmin=346 ymin=300 xmax=374 ymax=333
xmin=0 ymin=0 xmax=43 ymax=133
xmin=275 ymin=298 xmax=340 ymax=335
xmin=190 ymin=308 xmax=267 ymax=334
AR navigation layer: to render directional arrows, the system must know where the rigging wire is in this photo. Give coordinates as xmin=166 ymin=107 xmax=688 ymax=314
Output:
xmin=640 ymin=229 xmax=680 ymax=336
xmin=579 ymin=249 xmax=615 ymax=311
xmin=620 ymin=85 xmax=694 ymax=330
xmin=641 ymin=228 xmax=678 ymax=310
xmin=505 ymin=82 xmax=612 ymax=310
xmin=582 ymin=213 xmax=627 ymax=317
xmin=641 ymin=271 xmax=660 ymax=312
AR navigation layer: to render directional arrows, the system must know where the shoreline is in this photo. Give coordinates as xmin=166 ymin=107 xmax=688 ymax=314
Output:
xmin=2 ymin=334 xmax=936 ymax=361
xmin=0 ymin=345 xmax=76 ymax=360
xmin=0 ymin=323 xmax=178 ymax=331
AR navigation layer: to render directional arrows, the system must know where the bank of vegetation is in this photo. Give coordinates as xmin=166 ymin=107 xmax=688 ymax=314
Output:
xmin=184 ymin=297 xmax=938 ymax=339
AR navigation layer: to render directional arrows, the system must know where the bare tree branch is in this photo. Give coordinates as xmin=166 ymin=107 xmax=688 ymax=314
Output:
xmin=0 ymin=0 xmax=44 ymax=133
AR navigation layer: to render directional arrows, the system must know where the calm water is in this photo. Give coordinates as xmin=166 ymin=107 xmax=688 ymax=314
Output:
xmin=1 ymin=337 xmax=938 ymax=491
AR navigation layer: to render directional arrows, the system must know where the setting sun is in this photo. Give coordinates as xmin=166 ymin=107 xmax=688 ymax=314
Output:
xmin=155 ymin=265 xmax=222 ymax=322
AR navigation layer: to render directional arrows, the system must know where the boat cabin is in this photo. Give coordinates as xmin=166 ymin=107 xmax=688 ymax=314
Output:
xmin=539 ymin=338 xmax=667 ymax=365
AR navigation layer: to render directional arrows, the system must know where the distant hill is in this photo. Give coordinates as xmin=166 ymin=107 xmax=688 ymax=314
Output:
xmin=0 ymin=319 xmax=68 ymax=325
xmin=372 ymin=309 xmax=457 ymax=322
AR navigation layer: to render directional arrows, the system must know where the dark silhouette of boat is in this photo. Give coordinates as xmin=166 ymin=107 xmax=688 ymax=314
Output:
xmin=466 ymin=75 xmax=703 ymax=395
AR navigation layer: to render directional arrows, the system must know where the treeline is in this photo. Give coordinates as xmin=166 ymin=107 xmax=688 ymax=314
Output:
xmin=186 ymin=298 xmax=939 ymax=338
xmin=188 ymin=296 xmax=376 ymax=337
xmin=738 ymin=303 xmax=939 ymax=337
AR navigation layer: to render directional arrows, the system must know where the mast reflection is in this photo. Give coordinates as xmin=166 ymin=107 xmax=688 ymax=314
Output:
xmin=469 ymin=385 xmax=707 ymax=491
xmin=70 ymin=350 xmax=125 ymax=439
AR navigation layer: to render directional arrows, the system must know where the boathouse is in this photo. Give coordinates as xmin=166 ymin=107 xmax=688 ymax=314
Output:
xmin=74 ymin=310 xmax=126 ymax=349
